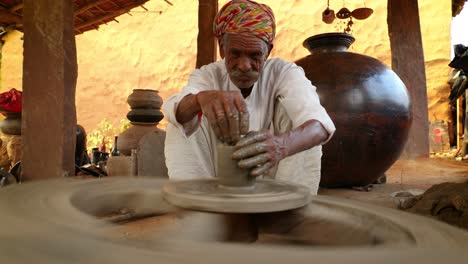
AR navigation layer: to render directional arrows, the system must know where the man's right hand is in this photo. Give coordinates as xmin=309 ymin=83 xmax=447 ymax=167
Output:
xmin=196 ymin=90 xmax=249 ymax=144
xmin=175 ymin=90 xmax=249 ymax=144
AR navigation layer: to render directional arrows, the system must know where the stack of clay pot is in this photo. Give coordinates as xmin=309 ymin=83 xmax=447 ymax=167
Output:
xmin=116 ymin=89 xmax=164 ymax=156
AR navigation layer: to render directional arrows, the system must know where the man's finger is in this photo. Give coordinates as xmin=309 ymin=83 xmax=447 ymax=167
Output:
xmin=232 ymin=142 xmax=268 ymax=159
xmin=234 ymin=96 xmax=249 ymax=135
xmin=203 ymin=106 xmax=223 ymax=141
xmin=250 ymin=162 xmax=273 ymax=177
xmin=235 ymin=131 xmax=267 ymax=149
xmin=212 ymin=102 xmax=230 ymax=142
xmin=238 ymin=153 xmax=270 ymax=169
xmin=221 ymin=96 xmax=240 ymax=143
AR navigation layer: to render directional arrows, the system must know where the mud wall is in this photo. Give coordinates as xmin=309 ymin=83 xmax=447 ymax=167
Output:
xmin=0 ymin=0 xmax=452 ymax=135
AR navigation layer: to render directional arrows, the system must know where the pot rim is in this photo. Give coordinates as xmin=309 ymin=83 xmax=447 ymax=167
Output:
xmin=132 ymin=89 xmax=159 ymax=92
xmin=303 ymin=32 xmax=355 ymax=51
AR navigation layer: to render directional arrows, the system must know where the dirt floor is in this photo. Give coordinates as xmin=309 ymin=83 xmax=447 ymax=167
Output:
xmin=318 ymin=157 xmax=468 ymax=209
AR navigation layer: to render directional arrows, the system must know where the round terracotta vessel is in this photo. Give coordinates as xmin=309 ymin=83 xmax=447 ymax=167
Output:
xmin=0 ymin=112 xmax=21 ymax=135
xmin=127 ymin=89 xmax=163 ymax=109
xmin=295 ymin=33 xmax=412 ymax=187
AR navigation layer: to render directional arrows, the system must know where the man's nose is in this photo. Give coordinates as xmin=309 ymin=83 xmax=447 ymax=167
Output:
xmin=237 ymin=57 xmax=252 ymax=72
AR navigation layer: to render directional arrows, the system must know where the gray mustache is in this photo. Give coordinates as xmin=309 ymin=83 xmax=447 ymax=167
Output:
xmin=230 ymin=70 xmax=259 ymax=79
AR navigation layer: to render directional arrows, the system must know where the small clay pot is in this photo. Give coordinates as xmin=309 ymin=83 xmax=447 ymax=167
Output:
xmin=0 ymin=112 xmax=21 ymax=135
xmin=216 ymin=143 xmax=254 ymax=188
xmin=336 ymin=7 xmax=351 ymax=19
xmin=322 ymin=8 xmax=336 ymax=24
xmin=127 ymin=89 xmax=163 ymax=109
xmin=126 ymin=109 xmax=164 ymax=123
xmin=351 ymin=7 xmax=373 ymax=20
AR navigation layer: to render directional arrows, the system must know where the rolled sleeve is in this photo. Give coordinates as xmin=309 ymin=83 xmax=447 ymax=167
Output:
xmin=162 ymin=87 xmax=202 ymax=137
xmin=276 ymin=65 xmax=336 ymax=144
xmin=162 ymin=67 xmax=215 ymax=138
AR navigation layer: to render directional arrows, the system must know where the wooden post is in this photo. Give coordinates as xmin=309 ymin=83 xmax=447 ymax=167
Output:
xmin=21 ymin=0 xmax=77 ymax=180
xmin=196 ymin=0 xmax=218 ymax=69
xmin=388 ymin=0 xmax=429 ymax=158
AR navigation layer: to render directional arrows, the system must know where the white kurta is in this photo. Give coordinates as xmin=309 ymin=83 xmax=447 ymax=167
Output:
xmin=162 ymin=58 xmax=335 ymax=194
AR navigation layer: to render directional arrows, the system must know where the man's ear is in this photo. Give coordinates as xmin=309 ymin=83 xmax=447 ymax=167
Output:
xmin=219 ymin=39 xmax=225 ymax=59
xmin=267 ymin=43 xmax=274 ymax=58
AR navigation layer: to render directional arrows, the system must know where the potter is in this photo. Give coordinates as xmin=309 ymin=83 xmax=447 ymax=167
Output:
xmin=163 ymin=0 xmax=335 ymax=194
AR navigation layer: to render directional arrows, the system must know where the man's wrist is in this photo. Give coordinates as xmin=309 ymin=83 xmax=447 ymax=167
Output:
xmin=194 ymin=93 xmax=202 ymax=118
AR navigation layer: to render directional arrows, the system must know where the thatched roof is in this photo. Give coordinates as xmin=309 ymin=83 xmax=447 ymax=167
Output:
xmin=453 ymin=0 xmax=468 ymax=16
xmin=0 ymin=0 xmax=152 ymax=35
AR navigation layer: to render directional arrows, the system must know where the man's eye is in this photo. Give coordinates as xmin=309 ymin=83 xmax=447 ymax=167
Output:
xmin=251 ymin=53 xmax=262 ymax=59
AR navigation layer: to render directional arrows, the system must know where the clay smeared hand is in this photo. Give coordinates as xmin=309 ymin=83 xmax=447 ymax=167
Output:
xmin=197 ymin=90 xmax=249 ymax=144
xmin=232 ymin=130 xmax=288 ymax=177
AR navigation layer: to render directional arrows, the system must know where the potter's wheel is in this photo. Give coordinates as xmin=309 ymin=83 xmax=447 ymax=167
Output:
xmin=1 ymin=177 xmax=468 ymax=264
xmin=162 ymin=178 xmax=311 ymax=213
xmin=161 ymin=143 xmax=312 ymax=213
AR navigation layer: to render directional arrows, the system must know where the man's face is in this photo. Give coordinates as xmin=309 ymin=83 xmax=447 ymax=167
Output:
xmin=221 ymin=33 xmax=271 ymax=89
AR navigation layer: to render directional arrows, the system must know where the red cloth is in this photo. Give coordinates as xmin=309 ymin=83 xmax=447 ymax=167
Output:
xmin=0 ymin=88 xmax=22 ymax=113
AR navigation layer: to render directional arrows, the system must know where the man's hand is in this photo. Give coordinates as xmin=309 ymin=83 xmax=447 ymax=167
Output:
xmin=197 ymin=90 xmax=249 ymax=144
xmin=231 ymin=120 xmax=329 ymax=177
xmin=232 ymin=130 xmax=288 ymax=177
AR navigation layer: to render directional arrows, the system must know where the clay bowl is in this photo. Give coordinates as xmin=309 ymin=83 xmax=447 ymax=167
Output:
xmin=127 ymin=89 xmax=163 ymax=109
xmin=351 ymin=7 xmax=373 ymax=20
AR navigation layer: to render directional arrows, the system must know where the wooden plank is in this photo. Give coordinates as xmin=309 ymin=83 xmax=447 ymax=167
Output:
xmin=21 ymin=0 xmax=77 ymax=180
xmin=196 ymin=0 xmax=218 ymax=69
xmin=388 ymin=0 xmax=429 ymax=158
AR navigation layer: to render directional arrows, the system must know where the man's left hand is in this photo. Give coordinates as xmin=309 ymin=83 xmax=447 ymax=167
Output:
xmin=232 ymin=130 xmax=288 ymax=177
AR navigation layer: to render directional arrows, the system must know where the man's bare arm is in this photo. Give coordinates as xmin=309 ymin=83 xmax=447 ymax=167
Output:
xmin=175 ymin=93 xmax=201 ymax=124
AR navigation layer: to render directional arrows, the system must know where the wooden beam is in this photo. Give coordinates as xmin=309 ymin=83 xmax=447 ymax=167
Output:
xmin=76 ymin=0 xmax=147 ymax=30
xmin=0 ymin=9 xmax=22 ymax=24
xmin=10 ymin=3 xmax=23 ymax=12
xmin=75 ymin=0 xmax=108 ymax=16
xmin=388 ymin=0 xmax=429 ymax=158
xmin=22 ymin=0 xmax=77 ymax=180
xmin=108 ymin=0 xmax=121 ymax=8
xmin=196 ymin=0 xmax=218 ymax=69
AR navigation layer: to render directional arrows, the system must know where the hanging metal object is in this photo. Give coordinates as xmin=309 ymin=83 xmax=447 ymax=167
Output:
xmin=322 ymin=0 xmax=336 ymax=24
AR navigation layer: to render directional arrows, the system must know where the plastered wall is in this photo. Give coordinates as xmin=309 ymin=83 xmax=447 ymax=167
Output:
xmin=0 ymin=0 xmax=452 ymax=133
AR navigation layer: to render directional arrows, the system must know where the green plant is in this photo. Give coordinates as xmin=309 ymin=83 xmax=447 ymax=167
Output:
xmin=87 ymin=119 xmax=129 ymax=153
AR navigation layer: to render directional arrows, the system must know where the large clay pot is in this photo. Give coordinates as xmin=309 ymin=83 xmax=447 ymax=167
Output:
xmin=127 ymin=89 xmax=163 ymax=109
xmin=295 ymin=33 xmax=412 ymax=187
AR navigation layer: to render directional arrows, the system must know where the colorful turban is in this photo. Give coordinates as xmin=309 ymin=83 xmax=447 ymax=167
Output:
xmin=213 ymin=0 xmax=276 ymax=44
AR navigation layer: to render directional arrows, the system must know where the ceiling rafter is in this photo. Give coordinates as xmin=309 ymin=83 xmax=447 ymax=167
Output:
xmin=76 ymin=0 xmax=147 ymax=30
